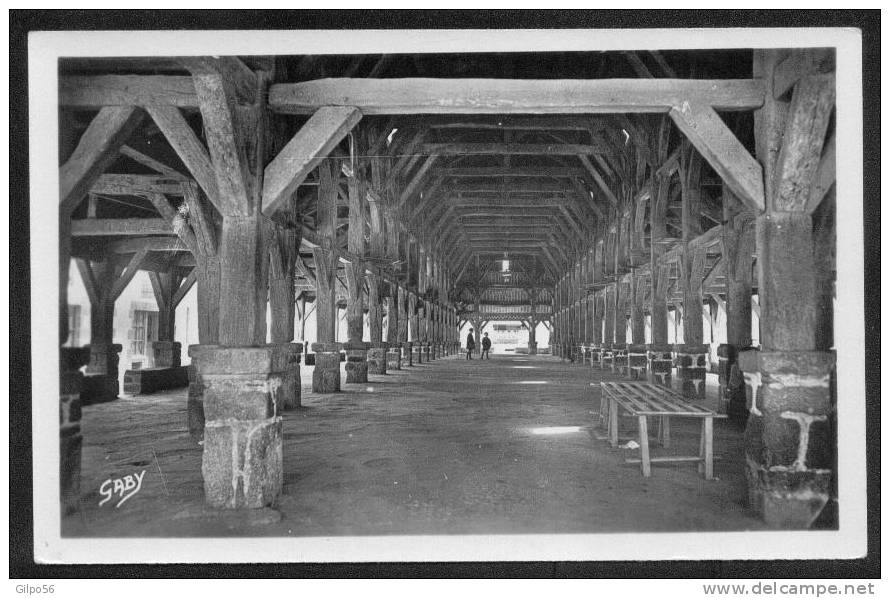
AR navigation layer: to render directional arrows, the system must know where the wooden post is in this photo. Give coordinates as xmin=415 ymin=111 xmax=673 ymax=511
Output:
xmin=311 ymin=159 xmax=343 ymax=392
xmin=344 ymin=147 xmax=370 ymax=383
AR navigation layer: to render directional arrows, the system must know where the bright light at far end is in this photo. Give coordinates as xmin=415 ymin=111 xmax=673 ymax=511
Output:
xmin=529 ymin=426 xmax=583 ymax=436
xmin=516 ymin=380 xmax=548 ymax=385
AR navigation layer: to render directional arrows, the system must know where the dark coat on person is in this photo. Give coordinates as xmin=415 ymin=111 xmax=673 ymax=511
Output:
xmin=481 ymin=336 xmax=491 ymax=350
xmin=466 ymin=333 xmax=476 ymax=350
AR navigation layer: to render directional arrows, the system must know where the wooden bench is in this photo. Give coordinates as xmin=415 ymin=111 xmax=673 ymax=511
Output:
xmin=597 ymin=381 xmax=725 ymax=479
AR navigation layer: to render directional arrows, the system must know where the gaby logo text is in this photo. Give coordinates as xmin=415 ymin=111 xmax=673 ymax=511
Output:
xmin=98 ymin=470 xmax=146 ymax=508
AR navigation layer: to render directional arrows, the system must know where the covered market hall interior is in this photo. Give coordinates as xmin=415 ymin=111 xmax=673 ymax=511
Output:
xmin=55 ymin=45 xmax=839 ymax=537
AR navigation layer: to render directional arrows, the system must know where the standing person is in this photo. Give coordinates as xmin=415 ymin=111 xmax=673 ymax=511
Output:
xmin=466 ymin=329 xmax=476 ymax=360
xmin=481 ymin=332 xmax=492 ymax=360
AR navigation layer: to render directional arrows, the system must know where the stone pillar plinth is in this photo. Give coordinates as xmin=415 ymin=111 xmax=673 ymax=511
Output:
xmin=589 ymin=345 xmax=602 ymax=368
xmin=386 ymin=344 xmax=402 ymax=370
xmin=528 ymin=341 xmax=538 ymax=355
xmin=677 ymin=343 xmax=710 ymax=400
xmin=311 ymin=342 xmax=343 ymax=393
xmin=422 ymin=342 xmax=431 ymax=362
xmin=627 ymin=344 xmax=648 ymax=380
xmin=82 ymin=342 xmax=122 ymax=404
xmin=647 ymin=343 xmax=674 ymax=388
xmin=344 ymin=341 xmax=370 ymax=383
xmin=601 ymin=343 xmax=614 ymax=370
xmin=281 ymin=343 xmax=302 ymax=410
xmin=403 ymin=342 xmax=414 ymax=366
xmin=60 ymin=347 xmax=89 ymax=514
xmin=739 ymin=350 xmax=835 ymax=528
xmin=187 ymin=344 xmax=215 ymax=441
xmin=152 ymin=341 xmax=182 ymax=368
xmin=191 ymin=345 xmax=291 ymax=509
xmin=612 ymin=344 xmax=628 ymax=375
xmin=412 ymin=342 xmax=423 ymax=364
xmin=718 ymin=344 xmax=748 ymax=421
xmin=367 ymin=342 xmax=388 ymax=375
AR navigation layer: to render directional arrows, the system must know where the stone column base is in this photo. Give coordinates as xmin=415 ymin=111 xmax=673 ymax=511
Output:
xmin=612 ymin=344 xmax=628 ymax=375
xmin=152 ymin=340 xmax=182 ymax=368
xmin=386 ymin=345 xmax=402 ymax=370
xmin=422 ymin=342 xmax=431 ymax=362
xmin=187 ymin=345 xmax=216 ymax=441
xmin=412 ymin=343 xmax=423 ymax=364
xmin=739 ymin=349 xmax=835 ymax=528
xmin=367 ymin=342 xmax=388 ymax=375
xmin=627 ymin=344 xmax=648 ymax=380
xmin=312 ymin=342 xmax=343 ymax=393
xmin=344 ymin=341 xmax=370 ymax=383
xmin=647 ymin=344 xmax=673 ymax=387
xmin=86 ymin=342 xmax=122 ymax=377
xmin=528 ymin=341 xmax=538 ymax=355
xmin=123 ymin=366 xmax=189 ymax=395
xmin=403 ymin=342 xmax=414 ymax=366
xmin=601 ymin=343 xmax=614 ymax=370
xmin=677 ymin=343 xmax=709 ymax=400
xmin=193 ymin=345 xmax=295 ymax=509
xmin=718 ymin=344 xmax=748 ymax=423
xmin=60 ymin=347 xmax=89 ymax=514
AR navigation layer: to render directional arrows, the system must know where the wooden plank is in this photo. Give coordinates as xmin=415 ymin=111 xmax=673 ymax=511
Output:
xmin=145 ymin=105 xmax=222 ymax=212
xmin=805 ymin=133 xmax=836 ymax=214
xmin=74 ymin=258 xmax=99 ymax=306
xmin=107 ymin=237 xmax=187 ymax=254
xmin=397 ymin=154 xmax=438 ymax=209
xmin=773 ymin=49 xmax=835 ymax=99
xmin=60 ymin=75 xmax=197 ymax=108
xmin=262 ymin=106 xmax=362 ymax=216
xmin=91 ymin=174 xmax=186 ymax=196
xmin=437 ymin=166 xmax=584 ymax=178
xmin=772 ymin=74 xmax=835 ymax=212
xmin=669 ymin=102 xmax=765 ymax=213
xmin=189 ymin=66 xmax=253 ymax=215
xmin=423 ymin=143 xmax=607 ymax=156
xmin=71 ymin=218 xmax=171 ymax=237
xmin=172 ymin=268 xmax=198 ymax=307
xmin=578 ymin=154 xmax=618 ymax=207
xmin=269 ymin=78 xmax=765 ymax=114
xmin=60 ymin=106 xmax=144 ymax=214
xmin=110 ymin=248 xmax=149 ymax=300
xmin=119 ymin=146 xmax=186 ymax=178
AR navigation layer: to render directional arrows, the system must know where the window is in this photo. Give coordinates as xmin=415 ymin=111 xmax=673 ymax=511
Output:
xmin=67 ymin=304 xmax=81 ymax=347
xmin=130 ymin=310 xmax=158 ymax=355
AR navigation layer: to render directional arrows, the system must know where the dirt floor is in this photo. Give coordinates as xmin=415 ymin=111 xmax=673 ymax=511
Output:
xmin=62 ymin=352 xmax=766 ymax=537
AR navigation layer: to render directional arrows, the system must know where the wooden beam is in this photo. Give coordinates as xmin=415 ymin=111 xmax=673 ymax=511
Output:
xmin=71 ymin=218 xmax=171 ymax=236
xmin=188 ymin=63 xmax=253 ymax=215
xmin=269 ymin=78 xmax=765 ymax=115
xmin=577 ymin=155 xmax=618 ymax=207
xmin=172 ymin=268 xmax=198 ymax=307
xmin=60 ymin=106 xmax=144 ymax=214
xmin=145 ymin=105 xmax=222 ymax=212
xmin=772 ymin=74 xmax=835 ymax=212
xmin=805 ymin=133 xmax=836 ymax=214
xmin=91 ymin=174 xmax=186 ymax=196
xmin=110 ymin=248 xmax=150 ymax=300
xmin=60 ymin=75 xmax=197 ymax=109
xmin=397 ymin=154 xmax=438 ymax=209
xmin=669 ymin=102 xmax=765 ymax=213
xmin=423 ymin=143 xmax=607 ymax=156
xmin=437 ymin=166 xmax=584 ymax=178
xmin=262 ymin=106 xmax=362 ymax=216
xmin=772 ymin=49 xmax=835 ymax=99
xmin=107 ymin=237 xmax=187 ymax=254
xmin=119 ymin=145 xmax=186 ymax=178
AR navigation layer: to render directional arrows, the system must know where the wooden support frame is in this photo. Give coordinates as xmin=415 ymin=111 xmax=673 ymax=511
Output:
xmin=262 ymin=106 xmax=362 ymax=216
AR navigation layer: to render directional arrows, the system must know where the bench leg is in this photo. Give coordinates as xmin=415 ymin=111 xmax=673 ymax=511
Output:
xmin=703 ymin=417 xmax=714 ymax=480
xmin=659 ymin=415 xmax=671 ymax=448
xmin=609 ymin=398 xmax=619 ymax=449
xmin=638 ymin=415 xmax=651 ymax=477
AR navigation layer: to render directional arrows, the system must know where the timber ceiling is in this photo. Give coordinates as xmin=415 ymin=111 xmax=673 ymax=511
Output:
xmin=60 ymin=49 xmax=763 ymax=314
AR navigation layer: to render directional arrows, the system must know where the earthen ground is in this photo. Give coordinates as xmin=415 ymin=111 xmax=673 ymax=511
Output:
xmin=62 ymin=353 xmax=765 ymax=537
